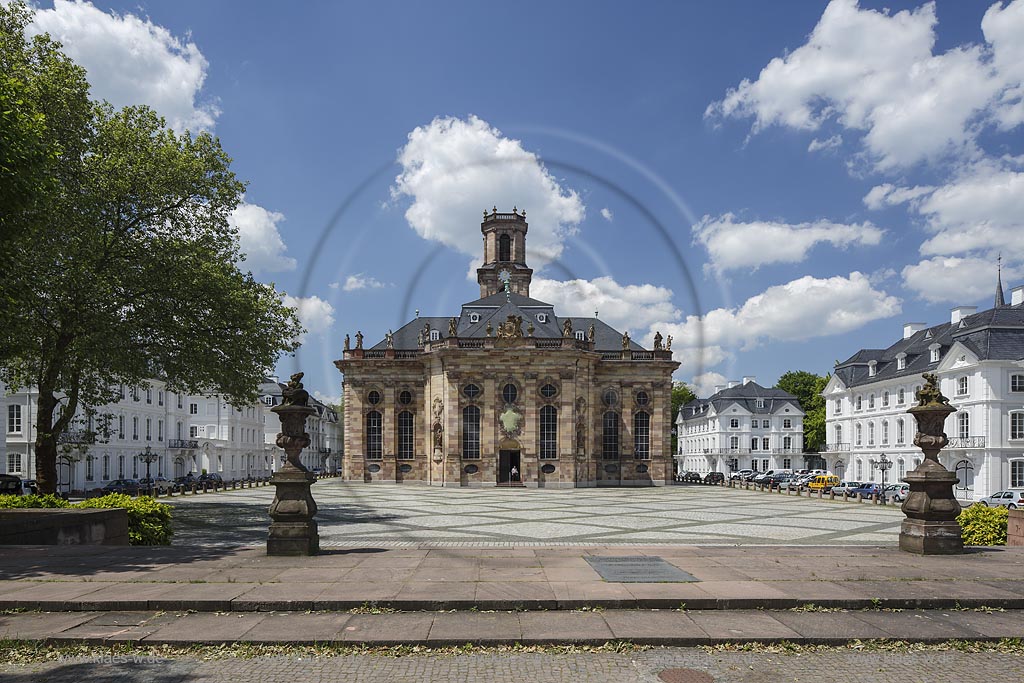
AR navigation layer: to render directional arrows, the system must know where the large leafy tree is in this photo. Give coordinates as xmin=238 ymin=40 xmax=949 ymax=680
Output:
xmin=775 ymin=370 xmax=829 ymax=452
xmin=670 ymin=381 xmax=696 ymax=452
xmin=0 ymin=4 xmax=302 ymax=493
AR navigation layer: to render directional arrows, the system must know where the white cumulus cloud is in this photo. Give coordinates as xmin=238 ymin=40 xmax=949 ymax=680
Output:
xmin=689 ymin=372 xmax=731 ymax=398
xmin=808 ymin=135 xmax=843 ymax=153
xmin=693 ymin=213 xmax=884 ymax=273
xmin=230 ymin=200 xmax=295 ymax=275
xmin=902 ymin=256 xmax=1022 ymax=304
xmin=862 ymin=183 xmax=936 ymax=210
xmin=342 ymin=274 xmax=390 ymax=292
xmin=391 ymin=115 xmax=585 ymax=267
xmin=28 ymin=0 xmax=218 ymax=131
xmin=600 ymin=207 xmax=614 ymax=222
xmin=531 ymin=276 xmax=679 ymax=333
xmin=706 ymin=0 xmax=1024 ymax=170
xmin=281 ymin=294 xmax=335 ymax=341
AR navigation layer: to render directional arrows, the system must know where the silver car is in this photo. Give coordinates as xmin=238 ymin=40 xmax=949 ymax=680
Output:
xmin=831 ymin=481 xmax=862 ymax=496
xmin=976 ymin=490 xmax=1024 ymax=509
xmin=882 ymin=483 xmax=910 ymax=503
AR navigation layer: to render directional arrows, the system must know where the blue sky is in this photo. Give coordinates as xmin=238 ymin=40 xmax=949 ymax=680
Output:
xmin=26 ymin=0 xmax=1024 ymax=402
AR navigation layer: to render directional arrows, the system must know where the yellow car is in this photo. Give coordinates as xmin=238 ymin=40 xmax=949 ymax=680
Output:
xmin=807 ymin=475 xmax=840 ymax=492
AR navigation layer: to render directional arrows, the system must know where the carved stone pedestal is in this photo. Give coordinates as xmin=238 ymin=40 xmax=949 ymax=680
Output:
xmin=899 ymin=376 xmax=963 ymax=555
xmin=268 ymin=467 xmax=319 ymax=556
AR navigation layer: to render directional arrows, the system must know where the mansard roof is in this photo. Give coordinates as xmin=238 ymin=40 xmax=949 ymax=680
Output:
xmin=680 ymin=382 xmax=803 ymax=421
xmin=834 ymin=300 xmax=1024 ymax=388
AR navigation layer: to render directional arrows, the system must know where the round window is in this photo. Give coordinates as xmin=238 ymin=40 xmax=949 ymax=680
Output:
xmin=398 ymin=390 xmax=412 ymax=405
xmin=635 ymin=391 xmax=649 ymax=406
xmin=603 ymin=389 xmax=618 ymax=407
xmin=540 ymin=384 xmax=558 ymax=399
xmin=399 ymin=464 xmax=413 ymax=473
xmin=367 ymin=464 xmax=381 ymax=473
xmin=541 ymin=463 xmax=556 ymax=474
xmin=464 ymin=464 xmax=479 ymax=474
xmin=502 ymin=383 xmax=518 ymax=404
xmin=636 ymin=464 xmax=649 ymax=474
xmin=463 ymin=384 xmax=481 ymax=399
xmin=367 ymin=390 xmax=381 ymax=405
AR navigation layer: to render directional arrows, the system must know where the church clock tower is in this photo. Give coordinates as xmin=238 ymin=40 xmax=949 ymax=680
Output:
xmin=477 ymin=207 xmax=533 ymax=298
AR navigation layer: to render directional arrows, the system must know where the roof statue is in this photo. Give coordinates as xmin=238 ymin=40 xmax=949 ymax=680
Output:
xmin=653 ymin=331 xmax=663 ymax=351
xmin=449 ymin=317 xmax=458 ymax=337
xmin=666 ymin=335 xmax=672 ymax=351
xmin=385 ymin=329 xmax=394 ymax=349
xmin=343 ymin=334 xmax=350 ymax=351
xmin=354 ymin=331 xmax=363 ymax=350
xmin=562 ymin=319 xmax=573 ymax=338
xmin=496 ymin=314 xmax=524 ymax=339
xmin=622 ymin=331 xmax=630 ymax=350
xmin=587 ymin=323 xmax=595 ymax=342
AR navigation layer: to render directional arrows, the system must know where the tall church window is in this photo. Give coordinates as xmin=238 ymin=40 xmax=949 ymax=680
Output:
xmin=540 ymin=406 xmax=557 ymax=459
xmin=603 ymin=411 xmax=619 ymax=459
xmin=634 ymin=411 xmax=650 ymax=460
xmin=397 ymin=411 xmax=414 ymax=460
xmin=462 ymin=406 xmax=480 ymax=459
xmin=365 ymin=411 xmax=382 ymax=460
xmin=498 ymin=233 xmax=511 ymax=262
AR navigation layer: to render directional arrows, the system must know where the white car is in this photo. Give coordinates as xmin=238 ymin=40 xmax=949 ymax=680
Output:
xmin=831 ymin=481 xmax=862 ymax=496
xmin=882 ymin=483 xmax=910 ymax=502
xmin=976 ymin=490 xmax=1024 ymax=509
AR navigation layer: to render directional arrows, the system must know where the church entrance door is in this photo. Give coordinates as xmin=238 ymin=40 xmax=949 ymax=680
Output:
xmin=498 ymin=450 xmax=521 ymax=484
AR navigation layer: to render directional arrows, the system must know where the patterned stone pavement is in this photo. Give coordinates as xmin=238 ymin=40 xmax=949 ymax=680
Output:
xmin=167 ymin=480 xmax=904 ymax=547
xmin=2 ymin=647 xmax=1021 ymax=682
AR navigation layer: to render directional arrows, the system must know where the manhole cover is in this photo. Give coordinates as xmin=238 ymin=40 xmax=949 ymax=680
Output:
xmin=657 ymin=668 xmax=714 ymax=683
xmin=584 ymin=556 xmax=698 ymax=583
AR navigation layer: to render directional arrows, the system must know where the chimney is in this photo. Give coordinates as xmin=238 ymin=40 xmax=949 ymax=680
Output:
xmin=742 ymin=376 xmax=756 ymax=385
xmin=727 ymin=380 xmax=740 ymax=389
xmin=950 ymin=306 xmax=977 ymax=324
xmin=1012 ymin=285 xmax=1024 ymax=307
xmin=268 ymin=375 xmax=279 ymax=384
xmin=903 ymin=322 xmax=926 ymax=339
xmin=714 ymin=385 xmax=725 ymax=394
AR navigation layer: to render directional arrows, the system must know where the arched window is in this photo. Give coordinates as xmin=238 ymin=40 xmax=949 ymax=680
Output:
xmin=397 ymin=411 xmax=414 ymax=460
xmin=898 ymin=458 xmax=906 ymax=480
xmin=365 ymin=411 xmax=382 ymax=460
xmin=462 ymin=406 xmax=480 ymax=459
xmin=603 ymin=411 xmax=619 ymax=459
xmin=634 ymin=411 xmax=651 ymax=459
xmin=898 ymin=388 xmax=906 ymax=404
xmin=498 ymin=233 xmax=511 ymax=262
xmin=882 ymin=390 xmax=889 ymax=407
xmin=867 ymin=422 xmax=875 ymax=446
xmin=855 ymin=423 xmax=863 ymax=446
xmin=897 ymin=418 xmax=905 ymax=444
xmin=958 ymin=412 xmax=970 ymax=440
xmin=882 ymin=420 xmax=889 ymax=445
xmin=540 ymin=405 xmax=557 ymax=460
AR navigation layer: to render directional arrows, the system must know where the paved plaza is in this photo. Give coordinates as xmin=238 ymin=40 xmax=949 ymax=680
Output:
xmin=168 ymin=480 xmax=904 ymax=547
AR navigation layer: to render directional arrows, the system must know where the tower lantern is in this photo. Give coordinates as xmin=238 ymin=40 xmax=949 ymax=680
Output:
xmin=477 ymin=208 xmax=533 ymax=298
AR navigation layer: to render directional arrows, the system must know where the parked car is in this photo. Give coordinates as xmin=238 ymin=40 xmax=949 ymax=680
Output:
xmin=785 ymin=474 xmax=816 ymax=491
xmin=753 ymin=469 xmax=791 ymax=485
xmin=882 ymin=483 xmax=910 ymax=503
xmin=848 ymin=482 xmax=883 ymax=499
xmin=681 ymin=471 xmax=702 ymax=483
xmin=976 ymin=490 xmax=1024 ymax=509
xmin=831 ymin=481 xmax=862 ymax=496
xmin=730 ymin=469 xmax=754 ymax=481
xmin=22 ymin=479 xmax=39 ymax=494
xmin=174 ymin=474 xmax=197 ymax=489
xmin=763 ymin=472 xmax=794 ymax=488
xmin=197 ymin=473 xmax=224 ymax=485
xmin=103 ymin=478 xmax=141 ymax=494
xmin=703 ymin=471 xmax=725 ymax=484
xmin=138 ymin=476 xmax=175 ymax=494
xmin=0 ymin=474 xmax=27 ymax=496
xmin=807 ymin=475 xmax=840 ymax=492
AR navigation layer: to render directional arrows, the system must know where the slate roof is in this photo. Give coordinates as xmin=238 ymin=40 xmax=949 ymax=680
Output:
xmin=834 ymin=299 xmax=1024 ymax=388
xmin=369 ymin=291 xmax=645 ymax=351
xmin=680 ymin=382 xmax=803 ymax=422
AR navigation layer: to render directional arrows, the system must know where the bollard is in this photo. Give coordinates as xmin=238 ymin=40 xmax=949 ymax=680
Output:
xmin=830 ymin=490 xmax=835 ymax=500
xmin=818 ymin=488 xmax=822 ymax=499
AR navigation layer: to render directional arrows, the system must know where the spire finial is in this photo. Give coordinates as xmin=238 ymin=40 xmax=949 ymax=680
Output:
xmin=996 ymin=252 xmax=1006 ymax=307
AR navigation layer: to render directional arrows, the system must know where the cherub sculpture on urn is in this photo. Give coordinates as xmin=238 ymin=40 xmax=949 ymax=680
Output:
xmin=267 ymin=372 xmax=320 ymax=556
xmin=899 ymin=373 xmax=963 ymax=555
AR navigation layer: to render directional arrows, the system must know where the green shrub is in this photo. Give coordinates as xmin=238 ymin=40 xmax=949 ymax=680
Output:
xmin=75 ymin=494 xmax=173 ymax=545
xmin=958 ymin=503 xmax=1008 ymax=546
xmin=0 ymin=493 xmax=71 ymax=509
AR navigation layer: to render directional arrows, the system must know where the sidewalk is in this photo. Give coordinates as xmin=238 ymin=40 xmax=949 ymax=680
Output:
xmin=2 ymin=544 xmax=1023 ymax=612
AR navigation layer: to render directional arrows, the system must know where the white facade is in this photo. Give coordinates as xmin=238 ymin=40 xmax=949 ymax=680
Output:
xmin=675 ymin=378 xmax=806 ymax=475
xmin=260 ymin=378 xmax=341 ymax=473
xmin=824 ymin=285 xmax=1024 ymax=500
xmin=3 ymin=381 xmax=272 ymax=492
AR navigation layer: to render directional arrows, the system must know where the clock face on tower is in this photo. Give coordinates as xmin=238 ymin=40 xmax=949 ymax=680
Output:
xmin=498 ymin=269 xmax=511 ymax=283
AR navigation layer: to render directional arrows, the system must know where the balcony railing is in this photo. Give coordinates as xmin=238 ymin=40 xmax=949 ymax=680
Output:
xmin=58 ymin=430 xmax=96 ymax=444
xmin=772 ymin=448 xmax=803 ymax=454
xmin=168 ymin=439 xmax=198 ymax=449
xmin=821 ymin=443 xmax=851 ymax=453
xmin=947 ymin=436 xmax=986 ymax=449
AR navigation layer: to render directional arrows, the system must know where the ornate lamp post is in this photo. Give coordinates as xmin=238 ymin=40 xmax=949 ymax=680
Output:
xmin=267 ymin=372 xmax=319 ymax=556
xmin=871 ymin=453 xmax=892 ymax=495
xmin=137 ymin=445 xmax=160 ymax=494
xmin=900 ymin=373 xmax=963 ymax=554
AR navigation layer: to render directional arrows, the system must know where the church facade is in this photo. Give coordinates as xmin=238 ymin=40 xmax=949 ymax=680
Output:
xmin=334 ymin=208 xmax=678 ymax=487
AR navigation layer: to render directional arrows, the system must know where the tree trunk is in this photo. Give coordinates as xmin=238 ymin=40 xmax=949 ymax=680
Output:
xmin=34 ymin=389 xmax=59 ymax=494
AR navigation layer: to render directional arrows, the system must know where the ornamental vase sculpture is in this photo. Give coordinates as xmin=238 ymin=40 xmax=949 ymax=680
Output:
xmin=900 ymin=373 xmax=963 ymax=555
xmin=267 ymin=373 xmax=320 ymax=556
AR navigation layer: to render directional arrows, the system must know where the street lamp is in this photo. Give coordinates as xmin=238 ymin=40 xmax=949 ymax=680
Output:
xmin=872 ymin=452 xmax=893 ymax=494
xmin=137 ymin=445 xmax=160 ymax=492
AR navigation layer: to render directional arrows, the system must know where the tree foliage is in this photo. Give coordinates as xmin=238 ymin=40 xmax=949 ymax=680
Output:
xmin=775 ymin=370 xmax=829 ymax=452
xmin=0 ymin=2 xmax=303 ymax=493
xmin=670 ymin=381 xmax=696 ymax=451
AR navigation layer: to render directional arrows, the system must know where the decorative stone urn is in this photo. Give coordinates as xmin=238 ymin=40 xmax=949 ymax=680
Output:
xmin=267 ymin=372 xmax=319 ymax=556
xmin=900 ymin=373 xmax=963 ymax=555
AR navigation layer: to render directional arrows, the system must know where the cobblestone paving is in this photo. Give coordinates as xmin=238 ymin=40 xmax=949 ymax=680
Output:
xmin=1 ymin=648 xmax=1019 ymax=682
xmin=168 ymin=480 xmax=903 ymax=547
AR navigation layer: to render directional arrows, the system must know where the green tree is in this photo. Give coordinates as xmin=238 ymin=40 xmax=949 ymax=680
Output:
xmin=1 ymin=6 xmax=302 ymax=493
xmin=775 ymin=370 xmax=829 ymax=452
xmin=670 ymin=381 xmax=696 ymax=451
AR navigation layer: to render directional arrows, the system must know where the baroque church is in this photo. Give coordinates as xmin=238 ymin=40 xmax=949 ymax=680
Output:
xmin=335 ymin=208 xmax=679 ymax=487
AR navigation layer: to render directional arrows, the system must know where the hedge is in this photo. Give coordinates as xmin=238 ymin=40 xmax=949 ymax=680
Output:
xmin=958 ymin=503 xmax=1008 ymax=546
xmin=0 ymin=493 xmax=172 ymax=545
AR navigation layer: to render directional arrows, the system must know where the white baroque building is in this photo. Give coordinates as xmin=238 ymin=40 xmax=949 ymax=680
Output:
xmin=675 ymin=378 xmax=806 ymax=475
xmin=4 ymin=381 xmax=272 ymax=492
xmin=260 ymin=377 xmax=341 ymax=473
xmin=823 ymin=279 xmax=1024 ymax=501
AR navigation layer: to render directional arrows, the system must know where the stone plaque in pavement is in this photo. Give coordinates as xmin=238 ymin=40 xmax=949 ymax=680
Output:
xmin=584 ymin=556 xmax=697 ymax=583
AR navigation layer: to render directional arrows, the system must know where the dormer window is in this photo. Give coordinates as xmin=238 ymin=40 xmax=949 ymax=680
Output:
xmin=429 ymin=330 xmax=440 ymax=342
xmin=756 ymin=399 xmax=764 ymax=409
xmin=897 ymin=354 xmax=906 ymax=370
xmin=537 ymin=313 xmax=547 ymax=323
xmin=469 ymin=312 xmax=480 ymax=324
xmin=575 ymin=330 xmax=585 ymax=341
xmin=868 ymin=360 xmax=877 ymax=377
xmin=929 ymin=344 xmax=940 ymax=363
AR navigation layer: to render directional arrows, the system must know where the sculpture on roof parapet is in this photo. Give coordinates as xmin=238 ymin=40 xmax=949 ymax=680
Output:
xmin=385 ymin=329 xmax=394 ymax=349
xmin=667 ymin=335 xmax=672 ymax=351
xmin=587 ymin=323 xmax=595 ymax=343
xmin=622 ymin=331 xmax=630 ymax=350
xmin=343 ymin=334 xmax=350 ymax=351
xmin=562 ymin=319 xmax=573 ymax=338
xmin=354 ymin=331 xmax=363 ymax=350
xmin=449 ymin=317 xmax=458 ymax=337
xmin=653 ymin=331 xmax=663 ymax=351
